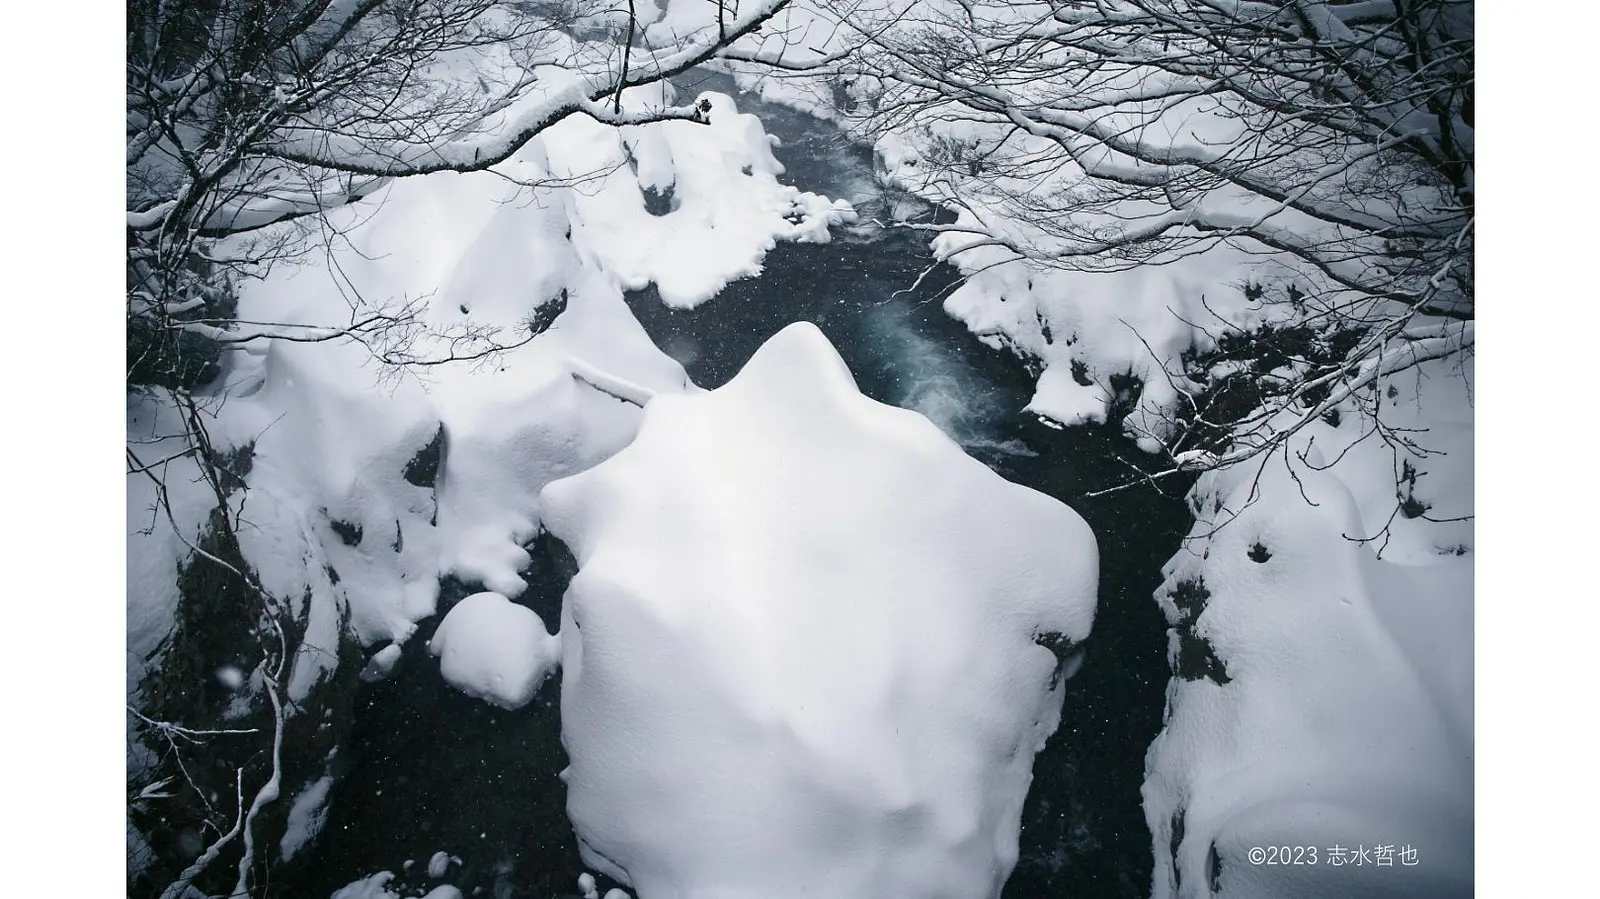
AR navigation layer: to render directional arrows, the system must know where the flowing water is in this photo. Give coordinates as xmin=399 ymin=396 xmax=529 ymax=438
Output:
xmin=288 ymin=72 xmax=1192 ymax=899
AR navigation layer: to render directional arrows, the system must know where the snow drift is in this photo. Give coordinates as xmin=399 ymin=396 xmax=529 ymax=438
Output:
xmin=540 ymin=322 xmax=1099 ymax=899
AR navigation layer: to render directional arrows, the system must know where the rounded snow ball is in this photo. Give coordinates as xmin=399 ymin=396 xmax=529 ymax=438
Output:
xmin=540 ymin=322 xmax=1098 ymax=898
xmin=427 ymin=592 xmax=559 ymax=710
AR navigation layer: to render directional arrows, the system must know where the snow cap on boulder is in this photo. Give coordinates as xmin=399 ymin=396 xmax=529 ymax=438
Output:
xmin=541 ymin=322 xmax=1098 ymax=898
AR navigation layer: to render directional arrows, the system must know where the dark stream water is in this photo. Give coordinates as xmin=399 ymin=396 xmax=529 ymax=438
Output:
xmin=289 ymin=74 xmax=1192 ymax=899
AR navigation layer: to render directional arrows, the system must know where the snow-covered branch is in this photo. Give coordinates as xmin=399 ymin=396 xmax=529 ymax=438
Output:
xmin=568 ymin=359 xmax=657 ymax=408
xmin=127 ymin=0 xmax=801 ymax=398
xmin=827 ymin=0 xmax=1470 ymax=498
xmin=846 ymin=0 xmax=1472 ymax=308
xmin=156 ymin=771 xmax=246 ymax=899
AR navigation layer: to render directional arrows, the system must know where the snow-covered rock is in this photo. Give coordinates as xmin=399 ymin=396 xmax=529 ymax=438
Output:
xmin=1144 ymin=354 xmax=1474 ymax=899
xmin=428 ymin=592 xmax=560 ymax=709
xmin=557 ymin=90 xmax=856 ymax=308
xmin=279 ymin=774 xmax=334 ymax=862
xmin=426 ymin=850 xmax=453 ymax=879
xmin=540 ymin=322 xmax=1099 ymax=898
xmin=360 ymin=643 xmax=405 ymax=683
xmin=330 ymin=872 xmax=463 ymax=899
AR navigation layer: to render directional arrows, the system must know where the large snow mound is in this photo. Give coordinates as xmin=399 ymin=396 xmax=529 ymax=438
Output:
xmin=428 ymin=592 xmax=560 ymax=709
xmin=540 ymin=322 xmax=1099 ymax=898
xmin=1143 ymin=354 xmax=1474 ymax=899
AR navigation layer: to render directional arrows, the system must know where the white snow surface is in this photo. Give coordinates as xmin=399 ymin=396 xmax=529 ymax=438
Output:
xmin=1143 ymin=353 xmax=1474 ymax=899
xmin=428 ymin=592 xmax=559 ymax=709
xmin=540 ymin=323 xmax=1099 ymax=899
xmin=561 ymin=87 xmax=855 ymax=308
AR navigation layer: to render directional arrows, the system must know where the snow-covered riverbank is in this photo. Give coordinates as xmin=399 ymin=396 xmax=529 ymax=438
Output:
xmin=128 ymin=32 xmax=1472 ymax=898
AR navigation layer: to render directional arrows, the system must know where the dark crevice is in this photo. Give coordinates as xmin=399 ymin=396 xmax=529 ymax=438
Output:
xmin=292 ymin=545 xmax=580 ymax=899
xmin=402 ymin=426 xmax=447 ymax=489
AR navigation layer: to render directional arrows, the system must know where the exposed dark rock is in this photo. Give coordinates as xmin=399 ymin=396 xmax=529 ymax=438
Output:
xmin=1033 ymin=630 xmax=1077 ymax=660
xmin=1033 ymin=631 xmax=1087 ymax=690
xmin=1071 ymin=358 xmax=1093 ymax=387
xmin=641 ymin=183 xmax=677 ymax=216
xmin=1176 ymin=320 xmax=1366 ymax=449
xmin=329 ymin=517 xmax=362 ymax=547
xmin=621 ymin=135 xmax=679 ymax=216
xmin=207 ymin=441 xmax=254 ymax=496
xmin=828 ymin=77 xmax=860 ymax=114
xmin=1166 ymin=578 xmax=1231 ymax=684
xmin=435 ymin=572 xmax=495 ymax=612
xmin=1170 ymin=810 xmax=1186 ymax=893
xmin=521 ymin=529 xmax=578 ymax=634
xmin=1167 ymin=578 xmax=1207 ymax=622
xmin=402 ymin=426 xmax=447 ymax=489
xmin=127 ymin=314 xmax=223 ymax=390
xmin=1105 ymin=371 xmax=1144 ymax=424
xmin=526 ymin=288 xmax=569 ymax=337
xmin=1400 ymin=494 xmax=1432 ymax=519
xmin=260 ymin=603 xmax=365 ymax=882
xmin=1397 ymin=458 xmax=1432 ymax=519
xmin=1175 ymin=631 xmax=1232 ymax=685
